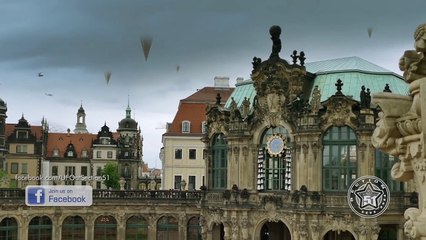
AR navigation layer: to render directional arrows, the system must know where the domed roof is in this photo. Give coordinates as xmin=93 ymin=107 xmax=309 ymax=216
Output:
xmin=118 ymin=105 xmax=138 ymax=131
xmin=224 ymin=56 xmax=409 ymax=109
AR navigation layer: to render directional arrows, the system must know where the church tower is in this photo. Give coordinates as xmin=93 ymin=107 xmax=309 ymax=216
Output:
xmin=74 ymin=103 xmax=88 ymax=133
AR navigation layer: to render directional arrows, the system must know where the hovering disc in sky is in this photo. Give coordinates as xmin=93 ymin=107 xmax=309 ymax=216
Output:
xmin=176 ymin=65 xmax=180 ymax=72
xmin=367 ymin=27 xmax=373 ymax=38
xmin=141 ymin=37 xmax=152 ymax=61
xmin=104 ymin=71 xmax=111 ymax=84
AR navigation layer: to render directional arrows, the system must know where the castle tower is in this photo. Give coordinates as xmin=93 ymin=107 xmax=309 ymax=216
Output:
xmin=0 ymin=97 xmax=7 ymax=170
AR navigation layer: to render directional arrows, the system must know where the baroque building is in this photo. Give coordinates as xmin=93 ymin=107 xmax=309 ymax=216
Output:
xmin=199 ymin=25 xmax=414 ymax=240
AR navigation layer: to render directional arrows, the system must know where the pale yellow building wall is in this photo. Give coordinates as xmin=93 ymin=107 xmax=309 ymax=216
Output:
xmin=162 ymin=136 xmax=205 ymax=190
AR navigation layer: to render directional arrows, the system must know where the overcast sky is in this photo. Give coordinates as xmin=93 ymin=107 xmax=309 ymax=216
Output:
xmin=0 ymin=0 xmax=425 ymax=168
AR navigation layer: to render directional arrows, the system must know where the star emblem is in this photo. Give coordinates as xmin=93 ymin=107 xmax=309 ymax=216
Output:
xmin=354 ymin=182 xmax=383 ymax=209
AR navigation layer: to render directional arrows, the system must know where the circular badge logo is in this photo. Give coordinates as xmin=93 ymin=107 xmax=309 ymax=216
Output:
xmin=347 ymin=175 xmax=390 ymax=218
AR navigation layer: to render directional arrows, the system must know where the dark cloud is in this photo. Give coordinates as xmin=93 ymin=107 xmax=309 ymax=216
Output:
xmin=1 ymin=0 xmax=425 ymax=166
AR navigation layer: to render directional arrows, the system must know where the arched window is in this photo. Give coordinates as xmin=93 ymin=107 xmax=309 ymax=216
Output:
xmin=211 ymin=134 xmax=227 ymax=189
xmin=322 ymin=126 xmax=357 ymax=191
xmin=187 ymin=217 xmax=202 ymax=240
xmin=62 ymin=216 xmax=85 ymax=239
xmin=258 ymin=127 xmax=291 ymax=191
xmin=28 ymin=216 xmax=52 ymax=240
xmin=375 ymin=150 xmax=403 ymax=192
xmin=157 ymin=216 xmax=178 ymax=240
xmin=94 ymin=215 xmax=117 ymax=240
xmin=0 ymin=217 xmax=18 ymax=240
xmin=126 ymin=216 xmax=148 ymax=240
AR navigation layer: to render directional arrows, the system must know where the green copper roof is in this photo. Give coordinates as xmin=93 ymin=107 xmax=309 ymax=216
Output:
xmin=224 ymin=80 xmax=256 ymax=108
xmin=305 ymin=56 xmax=391 ymax=73
xmin=225 ymin=56 xmax=409 ymax=108
xmin=305 ymin=56 xmax=409 ymax=102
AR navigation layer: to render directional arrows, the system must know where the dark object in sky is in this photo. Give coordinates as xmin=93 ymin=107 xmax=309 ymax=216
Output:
xmin=367 ymin=27 xmax=373 ymax=38
xmin=269 ymin=25 xmax=282 ymax=58
xmin=176 ymin=65 xmax=180 ymax=72
xmin=104 ymin=71 xmax=111 ymax=84
xmin=141 ymin=37 xmax=152 ymax=61
xmin=38 ymin=72 xmax=44 ymax=77
xmin=45 ymin=93 xmax=53 ymax=96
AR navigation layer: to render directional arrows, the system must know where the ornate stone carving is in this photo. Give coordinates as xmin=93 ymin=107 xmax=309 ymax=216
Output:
xmin=310 ymin=85 xmax=322 ymax=114
xmin=372 ymin=22 xmax=426 ymax=239
xmin=322 ymin=97 xmax=357 ymax=127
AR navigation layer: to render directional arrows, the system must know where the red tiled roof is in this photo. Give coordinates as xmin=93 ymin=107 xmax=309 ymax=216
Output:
xmin=183 ymin=87 xmax=233 ymax=103
xmin=46 ymin=133 xmax=97 ymax=158
xmin=5 ymin=123 xmax=44 ymax=140
xmin=164 ymin=87 xmax=234 ymax=136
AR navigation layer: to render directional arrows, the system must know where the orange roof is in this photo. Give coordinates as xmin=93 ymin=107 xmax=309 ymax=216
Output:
xmin=5 ymin=123 xmax=44 ymax=140
xmin=183 ymin=87 xmax=233 ymax=103
xmin=164 ymin=87 xmax=233 ymax=136
xmin=46 ymin=132 xmax=97 ymax=158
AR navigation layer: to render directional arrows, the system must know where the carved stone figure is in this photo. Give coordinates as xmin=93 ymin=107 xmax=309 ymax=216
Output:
xmin=269 ymin=25 xmax=282 ymax=58
xmin=372 ymin=22 xmax=426 ymax=239
xmin=310 ymin=85 xmax=321 ymax=114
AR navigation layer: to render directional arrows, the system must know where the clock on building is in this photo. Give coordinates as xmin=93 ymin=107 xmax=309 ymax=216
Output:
xmin=266 ymin=134 xmax=286 ymax=156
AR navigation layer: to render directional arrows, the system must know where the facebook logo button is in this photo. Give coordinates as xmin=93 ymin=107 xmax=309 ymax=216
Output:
xmin=26 ymin=187 xmax=45 ymax=205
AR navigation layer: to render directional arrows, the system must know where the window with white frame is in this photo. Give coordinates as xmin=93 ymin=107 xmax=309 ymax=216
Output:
xmin=182 ymin=121 xmax=191 ymax=133
xmin=16 ymin=145 xmax=27 ymax=153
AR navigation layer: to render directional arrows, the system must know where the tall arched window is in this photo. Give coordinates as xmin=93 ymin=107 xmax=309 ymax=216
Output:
xmin=28 ymin=216 xmax=52 ymax=240
xmin=126 ymin=216 xmax=148 ymax=240
xmin=62 ymin=216 xmax=85 ymax=239
xmin=94 ymin=215 xmax=117 ymax=240
xmin=0 ymin=217 xmax=18 ymax=240
xmin=187 ymin=216 xmax=202 ymax=240
xmin=375 ymin=150 xmax=403 ymax=192
xmin=258 ymin=127 xmax=291 ymax=191
xmin=157 ymin=216 xmax=178 ymax=240
xmin=212 ymin=134 xmax=227 ymax=189
xmin=322 ymin=126 xmax=357 ymax=191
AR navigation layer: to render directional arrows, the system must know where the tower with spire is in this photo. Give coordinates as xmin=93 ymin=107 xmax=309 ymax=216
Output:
xmin=74 ymin=102 xmax=88 ymax=134
xmin=117 ymin=97 xmax=143 ymax=190
xmin=0 ymin=97 xmax=7 ymax=170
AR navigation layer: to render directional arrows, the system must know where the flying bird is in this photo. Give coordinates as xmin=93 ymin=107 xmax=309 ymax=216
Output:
xmin=367 ymin=27 xmax=373 ymax=38
xmin=38 ymin=72 xmax=44 ymax=77
xmin=140 ymin=37 xmax=152 ymax=61
xmin=104 ymin=71 xmax=111 ymax=84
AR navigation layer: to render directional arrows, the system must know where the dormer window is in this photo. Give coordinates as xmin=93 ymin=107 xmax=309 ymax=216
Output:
xmin=16 ymin=131 xmax=28 ymax=139
xmin=81 ymin=150 xmax=88 ymax=158
xmin=53 ymin=149 xmax=60 ymax=157
xmin=182 ymin=121 xmax=191 ymax=133
xmin=101 ymin=138 xmax=109 ymax=145
xmin=67 ymin=151 xmax=74 ymax=157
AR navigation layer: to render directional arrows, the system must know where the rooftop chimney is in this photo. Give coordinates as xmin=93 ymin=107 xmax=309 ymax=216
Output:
xmin=214 ymin=76 xmax=230 ymax=88
xmin=236 ymin=77 xmax=244 ymax=85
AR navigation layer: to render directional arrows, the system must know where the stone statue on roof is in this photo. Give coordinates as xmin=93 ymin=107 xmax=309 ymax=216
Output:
xmin=399 ymin=23 xmax=426 ymax=82
xmin=269 ymin=25 xmax=282 ymax=59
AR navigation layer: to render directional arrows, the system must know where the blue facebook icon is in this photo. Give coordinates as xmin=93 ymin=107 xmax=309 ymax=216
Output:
xmin=27 ymin=187 xmax=45 ymax=205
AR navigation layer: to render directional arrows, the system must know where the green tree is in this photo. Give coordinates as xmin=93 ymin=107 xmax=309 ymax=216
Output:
xmin=0 ymin=169 xmax=8 ymax=188
xmin=102 ymin=162 xmax=120 ymax=189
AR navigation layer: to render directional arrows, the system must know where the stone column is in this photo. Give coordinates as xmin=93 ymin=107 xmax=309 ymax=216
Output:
xmin=85 ymin=215 xmax=95 ymax=240
xmin=148 ymin=215 xmax=157 ymax=240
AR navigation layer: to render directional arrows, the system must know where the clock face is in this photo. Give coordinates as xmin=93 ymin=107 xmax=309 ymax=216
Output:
xmin=267 ymin=135 xmax=285 ymax=156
